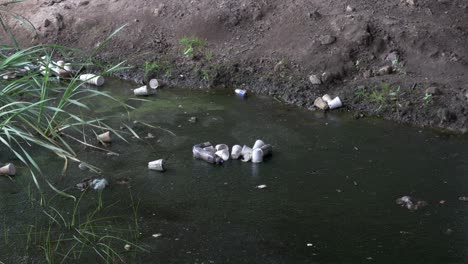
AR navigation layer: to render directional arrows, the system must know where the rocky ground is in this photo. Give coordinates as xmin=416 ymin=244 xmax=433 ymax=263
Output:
xmin=2 ymin=0 xmax=468 ymax=132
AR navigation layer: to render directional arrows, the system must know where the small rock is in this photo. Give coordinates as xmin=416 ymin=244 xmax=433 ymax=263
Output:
xmin=314 ymin=97 xmax=329 ymax=110
xmin=377 ymin=65 xmax=393 ymax=76
xmin=188 ymin=117 xmax=197 ymax=123
xmin=386 ymin=51 xmax=399 ymax=63
xmin=44 ymin=19 xmax=51 ymax=27
xmin=363 ymin=70 xmax=372 ymax=79
xmin=319 ymin=35 xmax=336 ymax=45
xmin=425 ymin=86 xmax=441 ymax=95
xmin=78 ymin=0 xmax=89 ymax=6
xmin=346 ymin=5 xmax=355 ymax=12
xmin=309 ymin=75 xmax=322 ymax=85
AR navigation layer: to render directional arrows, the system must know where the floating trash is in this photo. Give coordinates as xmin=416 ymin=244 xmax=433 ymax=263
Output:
xmin=396 ymin=196 xmax=427 ymax=211
xmin=252 ymin=139 xmax=265 ymax=149
xmin=235 ymin=88 xmax=247 ymax=97
xmin=231 ymin=145 xmax=242 ymax=160
xmin=148 ymin=159 xmax=166 ymax=172
xmin=79 ymin=74 xmax=105 ymax=86
xmin=215 ymin=149 xmax=230 ymax=161
xmin=252 ymin=148 xmax=263 ymax=163
xmin=193 ymin=142 xmax=223 ymax=164
xmin=134 ymin=85 xmax=153 ymax=96
xmin=0 ymin=163 xmax=16 ymax=176
xmin=256 ymin=184 xmax=267 ymax=189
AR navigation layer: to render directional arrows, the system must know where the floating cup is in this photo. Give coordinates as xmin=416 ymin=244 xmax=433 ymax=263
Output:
xmin=322 ymin=94 xmax=332 ymax=103
xmin=149 ymin=79 xmax=165 ymax=89
xmin=242 ymin=152 xmax=252 ymax=162
xmin=215 ymin=149 xmax=230 ymax=161
xmin=260 ymin=144 xmax=273 ymax=156
xmin=0 ymin=163 xmax=16 ymax=176
xmin=134 ymin=85 xmax=151 ymax=96
xmin=253 ymin=139 xmax=265 ymax=149
xmin=79 ymin=74 xmax=105 ymax=86
xmin=231 ymin=145 xmax=242 ymax=160
xmin=252 ymin=148 xmax=264 ymax=163
xmin=241 ymin=145 xmax=252 ymax=156
xmin=97 ymin=131 xmax=112 ymax=143
xmin=215 ymin=144 xmax=229 ymax=151
xmin=148 ymin=159 xmax=166 ymax=171
xmin=328 ymin=97 xmax=343 ymax=109
xmin=235 ymin=89 xmax=247 ymax=97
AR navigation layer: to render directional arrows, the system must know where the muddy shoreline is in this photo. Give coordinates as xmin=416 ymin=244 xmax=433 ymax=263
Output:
xmin=3 ymin=0 xmax=468 ymax=133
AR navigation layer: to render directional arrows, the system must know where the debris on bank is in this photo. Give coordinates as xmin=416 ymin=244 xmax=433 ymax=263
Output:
xmin=314 ymin=94 xmax=343 ymax=110
xmin=192 ymin=139 xmax=273 ymax=165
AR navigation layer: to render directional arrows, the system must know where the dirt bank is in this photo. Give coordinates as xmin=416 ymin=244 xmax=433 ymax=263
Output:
xmin=3 ymin=0 xmax=468 ymax=132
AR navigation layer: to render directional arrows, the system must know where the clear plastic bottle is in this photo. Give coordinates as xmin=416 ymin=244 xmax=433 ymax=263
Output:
xmin=193 ymin=144 xmax=223 ymax=164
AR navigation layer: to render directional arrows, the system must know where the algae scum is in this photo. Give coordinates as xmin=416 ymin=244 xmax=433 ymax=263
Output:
xmin=1 ymin=78 xmax=468 ymax=263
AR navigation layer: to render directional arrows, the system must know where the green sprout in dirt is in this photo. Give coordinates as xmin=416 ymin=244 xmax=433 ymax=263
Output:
xmin=179 ymin=36 xmax=206 ymax=59
xmin=423 ymin=93 xmax=433 ymax=106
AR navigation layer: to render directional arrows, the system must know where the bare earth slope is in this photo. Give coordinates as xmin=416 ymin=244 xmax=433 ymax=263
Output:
xmin=3 ymin=0 xmax=468 ymax=132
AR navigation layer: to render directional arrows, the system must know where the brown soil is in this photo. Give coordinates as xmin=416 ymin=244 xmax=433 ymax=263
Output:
xmin=3 ymin=0 xmax=468 ymax=132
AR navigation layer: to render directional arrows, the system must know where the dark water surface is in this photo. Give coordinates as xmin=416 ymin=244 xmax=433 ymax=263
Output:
xmin=1 ymin=78 xmax=468 ymax=263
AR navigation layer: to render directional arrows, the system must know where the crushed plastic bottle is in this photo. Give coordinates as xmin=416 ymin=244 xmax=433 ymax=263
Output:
xmin=193 ymin=142 xmax=223 ymax=164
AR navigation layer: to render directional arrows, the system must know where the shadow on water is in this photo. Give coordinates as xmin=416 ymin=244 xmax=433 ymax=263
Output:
xmin=1 ymin=78 xmax=468 ymax=263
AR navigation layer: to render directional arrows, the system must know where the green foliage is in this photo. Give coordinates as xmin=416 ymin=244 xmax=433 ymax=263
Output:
xmin=354 ymin=83 xmax=401 ymax=111
xmin=423 ymin=93 xmax=433 ymax=105
xmin=179 ymin=36 xmax=206 ymax=59
xmin=144 ymin=59 xmax=172 ymax=79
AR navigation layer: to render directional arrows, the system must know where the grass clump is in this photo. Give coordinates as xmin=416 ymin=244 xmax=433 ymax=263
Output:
xmin=179 ymin=36 xmax=206 ymax=59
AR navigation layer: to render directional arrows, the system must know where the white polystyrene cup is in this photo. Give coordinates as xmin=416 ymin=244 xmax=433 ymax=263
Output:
xmin=64 ymin=63 xmax=73 ymax=72
xmin=215 ymin=149 xmax=230 ymax=161
xmin=322 ymin=94 xmax=332 ymax=103
xmin=134 ymin=86 xmax=150 ymax=96
xmin=215 ymin=144 xmax=229 ymax=151
xmin=328 ymin=97 xmax=343 ymax=109
xmin=241 ymin=145 xmax=252 ymax=156
xmin=0 ymin=163 xmax=16 ymax=176
xmin=97 ymin=131 xmax=111 ymax=143
xmin=149 ymin=79 xmax=160 ymax=89
xmin=231 ymin=145 xmax=242 ymax=160
xmin=252 ymin=148 xmax=264 ymax=163
xmin=253 ymin=139 xmax=265 ymax=149
xmin=148 ymin=159 xmax=165 ymax=171
xmin=79 ymin=74 xmax=105 ymax=86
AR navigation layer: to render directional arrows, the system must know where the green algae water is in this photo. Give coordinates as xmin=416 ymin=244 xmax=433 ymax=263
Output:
xmin=1 ymin=78 xmax=468 ymax=263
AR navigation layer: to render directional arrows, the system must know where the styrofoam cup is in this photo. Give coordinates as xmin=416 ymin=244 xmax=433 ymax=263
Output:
xmin=215 ymin=149 xmax=230 ymax=161
xmin=252 ymin=148 xmax=264 ymax=163
xmin=253 ymin=139 xmax=265 ymax=149
xmin=64 ymin=63 xmax=73 ymax=72
xmin=79 ymin=74 xmax=105 ymax=86
xmin=97 ymin=131 xmax=111 ymax=143
xmin=328 ymin=97 xmax=343 ymax=109
xmin=0 ymin=163 xmax=16 ymax=176
xmin=322 ymin=94 xmax=332 ymax=103
xmin=215 ymin=144 xmax=229 ymax=151
xmin=149 ymin=79 xmax=165 ymax=89
xmin=148 ymin=159 xmax=166 ymax=171
xmin=231 ymin=145 xmax=242 ymax=159
xmin=134 ymin=86 xmax=151 ymax=96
